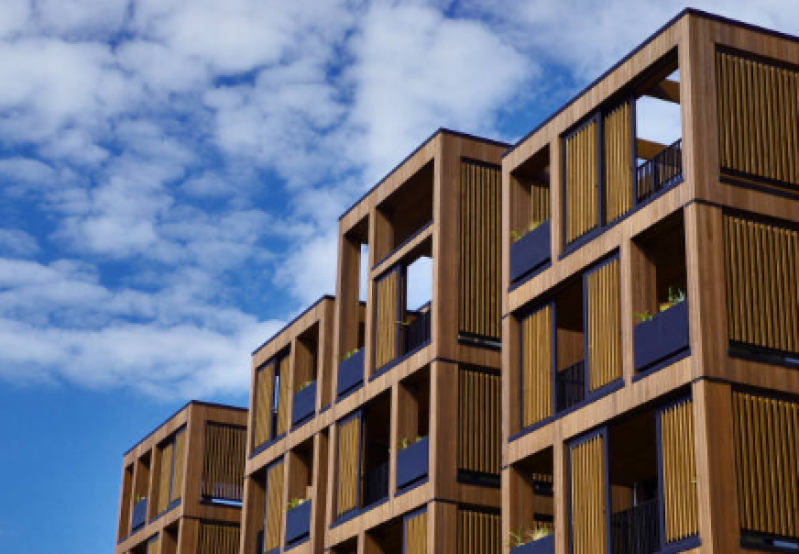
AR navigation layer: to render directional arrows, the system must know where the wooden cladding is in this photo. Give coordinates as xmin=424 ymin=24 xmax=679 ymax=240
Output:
xmin=565 ymin=121 xmax=599 ymax=243
xmin=531 ymin=182 xmax=550 ymax=224
xmin=570 ymin=434 xmax=607 ymax=554
xmin=586 ymin=259 xmax=622 ymax=391
xmin=458 ymin=367 xmax=500 ymax=475
xmin=170 ymin=431 xmax=185 ymax=503
xmin=459 ymin=160 xmax=501 ymax=340
xmin=716 ymin=50 xmax=799 ymax=187
xmin=199 ymin=523 xmax=240 ymax=554
xmin=202 ymin=424 xmax=246 ymax=502
xmin=374 ymin=269 xmax=399 ymax=369
xmin=264 ymin=460 xmax=285 ymax=552
xmin=146 ymin=535 xmax=160 ymax=554
xmin=660 ymin=398 xmax=699 ymax=543
xmin=275 ymin=353 xmax=291 ymax=436
xmin=457 ymin=508 xmax=501 ymax=554
xmin=724 ymin=214 xmax=799 ymax=354
xmin=336 ymin=415 xmax=361 ymax=516
xmin=603 ymin=103 xmax=633 ymax=222
xmin=156 ymin=440 xmax=174 ymax=514
xmin=403 ymin=510 xmax=428 ymax=554
xmin=732 ymin=391 xmax=799 ymax=539
xmin=253 ymin=363 xmax=275 ymax=448
xmin=521 ymin=305 xmax=553 ymax=427
xmin=155 ymin=429 xmax=184 ymax=514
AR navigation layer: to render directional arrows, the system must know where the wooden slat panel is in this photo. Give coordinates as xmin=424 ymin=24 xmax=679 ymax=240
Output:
xmin=522 ymin=305 xmax=553 ymax=427
xmin=457 ymin=508 xmax=500 ymax=554
xmin=603 ymin=103 xmax=632 ymax=222
xmin=565 ymin=121 xmax=598 ymax=243
xmin=717 ymin=50 xmax=799 ymax=187
xmin=403 ymin=510 xmax=427 ymax=554
xmin=146 ymin=535 xmax=160 ymax=554
xmin=253 ymin=363 xmax=274 ymax=448
xmin=275 ymin=353 xmax=292 ymax=436
xmin=660 ymin=398 xmax=699 ymax=543
xmin=336 ymin=415 xmax=361 ymax=516
xmin=459 ymin=160 xmax=501 ymax=340
xmin=531 ymin=182 xmax=550 ymax=224
xmin=202 ymin=424 xmax=246 ymax=502
xmin=156 ymin=441 xmax=174 ymax=514
xmin=170 ymin=430 xmax=185 ymax=503
xmin=375 ymin=270 xmax=399 ymax=369
xmin=724 ymin=214 xmax=799 ymax=354
xmin=199 ymin=522 xmax=240 ymax=554
xmin=733 ymin=391 xmax=799 ymax=539
xmin=264 ymin=460 xmax=285 ymax=552
xmin=586 ymin=259 xmax=621 ymax=391
xmin=458 ymin=367 xmax=500 ymax=475
xmin=570 ymin=434 xmax=607 ymax=554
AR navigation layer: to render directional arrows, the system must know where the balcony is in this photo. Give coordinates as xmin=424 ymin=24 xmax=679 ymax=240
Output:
xmin=337 ymin=349 xmax=364 ymax=397
xmin=291 ymin=380 xmax=317 ymax=426
xmin=396 ymin=436 xmax=428 ymax=490
xmin=131 ymin=497 xmax=147 ymax=531
xmin=362 ymin=461 xmax=389 ymax=507
xmin=636 ymin=139 xmax=683 ymax=204
xmin=401 ymin=303 xmax=431 ymax=356
xmin=611 ymin=498 xmax=660 ymax=554
xmin=555 ymin=360 xmax=585 ymax=413
xmin=633 ymin=300 xmax=689 ymax=372
xmin=510 ymin=220 xmax=551 ymax=284
xmin=285 ymin=499 xmax=312 ymax=546
xmin=511 ymin=534 xmax=554 ymax=554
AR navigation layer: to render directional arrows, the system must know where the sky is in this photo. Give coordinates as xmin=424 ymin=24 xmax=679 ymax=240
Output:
xmin=0 ymin=1 xmax=796 ymax=552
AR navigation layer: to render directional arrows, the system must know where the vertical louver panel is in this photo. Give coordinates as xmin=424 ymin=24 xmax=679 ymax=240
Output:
xmin=457 ymin=508 xmax=501 ymax=554
xmin=733 ymin=391 xmax=799 ymax=539
xmin=253 ymin=363 xmax=274 ymax=449
xmin=264 ymin=460 xmax=285 ymax=552
xmin=170 ymin=430 xmax=185 ymax=503
xmin=275 ymin=353 xmax=292 ymax=436
xmin=716 ymin=51 xmax=799 ymax=187
xmin=521 ymin=305 xmax=553 ymax=427
xmin=403 ymin=510 xmax=427 ymax=554
xmin=603 ymin=103 xmax=633 ymax=221
xmin=199 ymin=523 xmax=240 ymax=554
xmin=374 ymin=269 xmax=399 ymax=369
xmin=458 ymin=367 xmax=500 ymax=475
xmin=146 ymin=535 xmax=160 ymax=554
xmin=156 ymin=441 xmax=174 ymax=514
xmin=586 ymin=259 xmax=622 ymax=391
xmin=724 ymin=214 xmax=799 ymax=354
xmin=660 ymin=398 xmax=699 ymax=543
xmin=459 ymin=159 xmax=501 ymax=340
xmin=336 ymin=414 xmax=361 ymax=517
xmin=565 ymin=121 xmax=599 ymax=243
xmin=570 ymin=434 xmax=607 ymax=554
xmin=202 ymin=424 xmax=246 ymax=502
xmin=531 ymin=182 xmax=550 ymax=224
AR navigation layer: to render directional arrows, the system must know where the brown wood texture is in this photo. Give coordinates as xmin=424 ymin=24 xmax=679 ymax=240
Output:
xmin=253 ymin=363 xmax=274 ymax=449
xmin=147 ymin=534 xmax=160 ymax=554
xmin=458 ymin=367 xmax=500 ymax=476
xmin=264 ymin=460 xmax=285 ymax=552
xmin=661 ymin=398 xmax=699 ymax=543
xmin=276 ymin=352 xmax=292 ymax=437
xmin=157 ymin=440 xmax=175 ymax=514
xmin=403 ymin=510 xmax=428 ymax=554
xmin=201 ymin=423 xmax=246 ymax=501
xmin=586 ymin=258 xmax=622 ymax=391
xmin=336 ymin=416 xmax=361 ymax=517
xmin=603 ymin=103 xmax=633 ymax=222
xmin=171 ymin=431 xmax=186 ymax=504
xmin=457 ymin=508 xmax=501 ymax=554
xmin=374 ymin=270 xmax=398 ymax=370
xmin=198 ymin=522 xmax=240 ymax=554
xmin=565 ymin=121 xmax=599 ymax=243
xmin=570 ymin=435 xmax=607 ymax=554
xmin=522 ymin=305 xmax=553 ymax=427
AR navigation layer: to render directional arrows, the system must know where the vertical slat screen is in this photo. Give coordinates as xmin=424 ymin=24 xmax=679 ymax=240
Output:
xmin=660 ymin=398 xmax=699 ymax=543
xmin=264 ymin=460 xmax=285 ymax=552
xmin=156 ymin=441 xmax=174 ymax=514
xmin=202 ymin=424 xmax=246 ymax=502
xmin=531 ymin=182 xmax=551 ymax=224
xmin=459 ymin=159 xmax=501 ymax=340
xmin=458 ymin=367 xmax=500 ymax=476
xmin=374 ymin=270 xmax=399 ymax=369
xmin=336 ymin=415 xmax=361 ymax=517
xmin=275 ymin=353 xmax=292 ymax=436
xmin=199 ymin=522 xmax=240 ymax=554
xmin=733 ymin=391 xmax=799 ymax=539
xmin=603 ymin=103 xmax=633 ymax=221
xmin=586 ymin=259 xmax=622 ymax=391
xmin=403 ymin=510 xmax=427 ymax=554
xmin=457 ymin=508 xmax=501 ymax=554
xmin=146 ymin=535 xmax=160 ymax=554
xmin=170 ymin=430 xmax=185 ymax=503
xmin=724 ymin=213 xmax=799 ymax=354
xmin=253 ymin=363 xmax=274 ymax=448
xmin=521 ymin=305 xmax=553 ymax=427
xmin=716 ymin=50 xmax=799 ymax=187
xmin=570 ymin=434 xmax=607 ymax=554
xmin=565 ymin=121 xmax=599 ymax=243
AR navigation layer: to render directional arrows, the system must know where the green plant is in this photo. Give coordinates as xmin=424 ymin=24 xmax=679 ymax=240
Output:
xmin=634 ymin=310 xmax=654 ymax=322
xmin=134 ymin=493 xmax=146 ymax=503
xmin=667 ymin=286 xmax=686 ymax=305
xmin=297 ymin=379 xmax=315 ymax=391
xmin=505 ymin=526 xmax=552 ymax=548
xmin=342 ymin=347 xmax=361 ymax=361
xmin=286 ymin=497 xmax=308 ymax=510
xmin=399 ymin=436 xmax=410 ymax=450
xmin=510 ymin=220 xmax=543 ymax=243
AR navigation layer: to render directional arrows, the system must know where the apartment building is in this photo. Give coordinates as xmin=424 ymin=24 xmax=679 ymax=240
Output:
xmin=501 ymin=9 xmax=799 ymax=554
xmin=115 ymin=402 xmax=247 ymax=554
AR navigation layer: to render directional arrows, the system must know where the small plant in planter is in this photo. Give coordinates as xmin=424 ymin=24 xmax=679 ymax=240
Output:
xmin=286 ymin=497 xmax=308 ymax=511
xmin=297 ymin=380 xmax=315 ymax=391
xmin=342 ymin=348 xmax=361 ymax=361
xmin=506 ymin=526 xmax=553 ymax=548
xmin=134 ymin=494 xmax=146 ymax=503
xmin=510 ymin=220 xmax=543 ymax=243
xmin=659 ymin=287 xmax=686 ymax=313
xmin=634 ymin=310 xmax=654 ymax=323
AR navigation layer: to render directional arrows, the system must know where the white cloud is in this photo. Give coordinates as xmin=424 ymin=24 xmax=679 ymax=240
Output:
xmin=0 ymin=229 xmax=39 ymax=257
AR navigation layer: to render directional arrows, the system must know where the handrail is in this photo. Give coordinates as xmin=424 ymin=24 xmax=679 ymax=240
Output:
xmin=611 ymin=497 xmax=660 ymax=554
xmin=556 ymin=360 xmax=585 ymax=413
xmin=401 ymin=309 xmax=431 ymax=356
xmin=636 ymin=139 xmax=683 ymax=203
xmin=362 ymin=461 xmax=390 ymax=506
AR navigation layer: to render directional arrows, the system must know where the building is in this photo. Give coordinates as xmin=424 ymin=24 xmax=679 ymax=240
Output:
xmin=115 ymin=402 xmax=247 ymax=554
xmin=501 ymin=8 xmax=799 ymax=554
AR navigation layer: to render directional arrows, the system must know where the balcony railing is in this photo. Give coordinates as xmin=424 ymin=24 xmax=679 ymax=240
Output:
xmin=361 ymin=461 xmax=389 ymax=506
xmin=556 ymin=360 xmax=585 ymax=413
xmin=401 ymin=304 xmax=431 ymax=356
xmin=131 ymin=497 xmax=147 ymax=531
xmin=636 ymin=139 xmax=682 ymax=203
xmin=611 ymin=498 xmax=660 ymax=554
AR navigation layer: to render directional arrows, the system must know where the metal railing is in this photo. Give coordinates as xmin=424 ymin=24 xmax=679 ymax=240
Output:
xmin=401 ymin=304 xmax=431 ymax=356
xmin=556 ymin=360 xmax=585 ymax=412
xmin=361 ymin=461 xmax=389 ymax=506
xmin=636 ymin=139 xmax=683 ymax=203
xmin=611 ymin=498 xmax=660 ymax=554
xmin=131 ymin=497 xmax=147 ymax=531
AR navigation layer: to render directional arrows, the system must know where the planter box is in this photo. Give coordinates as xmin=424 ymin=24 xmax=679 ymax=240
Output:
xmin=336 ymin=350 xmax=364 ymax=397
xmin=131 ymin=498 xmax=147 ymax=531
xmin=285 ymin=500 xmax=312 ymax=545
xmin=510 ymin=220 xmax=551 ymax=283
xmin=396 ymin=436 xmax=428 ymax=490
xmin=634 ymin=300 xmax=689 ymax=372
xmin=511 ymin=535 xmax=554 ymax=554
xmin=291 ymin=381 xmax=317 ymax=426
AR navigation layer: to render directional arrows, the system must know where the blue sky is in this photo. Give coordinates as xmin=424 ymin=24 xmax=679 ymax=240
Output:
xmin=0 ymin=1 xmax=796 ymax=552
